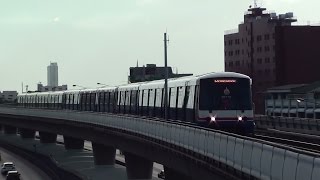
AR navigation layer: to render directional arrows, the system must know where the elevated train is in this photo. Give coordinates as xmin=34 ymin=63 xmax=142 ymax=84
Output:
xmin=17 ymin=72 xmax=255 ymax=134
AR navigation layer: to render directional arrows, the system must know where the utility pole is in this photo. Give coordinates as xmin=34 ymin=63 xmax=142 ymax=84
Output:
xmin=164 ymin=33 xmax=169 ymax=121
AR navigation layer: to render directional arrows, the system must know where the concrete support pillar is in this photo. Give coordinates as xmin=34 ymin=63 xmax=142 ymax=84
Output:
xmin=19 ymin=128 xmax=35 ymax=139
xmin=92 ymin=142 xmax=116 ymax=165
xmin=124 ymin=152 xmax=153 ymax=179
xmin=4 ymin=125 xmax=16 ymax=134
xmin=63 ymin=136 xmax=84 ymax=150
xmin=164 ymin=166 xmax=192 ymax=180
xmin=39 ymin=131 xmax=57 ymax=143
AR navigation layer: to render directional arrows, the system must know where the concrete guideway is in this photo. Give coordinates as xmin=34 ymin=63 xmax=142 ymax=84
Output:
xmin=0 ymin=133 xmax=164 ymax=180
xmin=0 ymin=107 xmax=319 ymax=179
xmin=0 ymin=134 xmax=156 ymax=180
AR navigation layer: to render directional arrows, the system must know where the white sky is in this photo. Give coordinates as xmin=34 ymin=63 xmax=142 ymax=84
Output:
xmin=1 ymin=0 xmax=319 ymax=93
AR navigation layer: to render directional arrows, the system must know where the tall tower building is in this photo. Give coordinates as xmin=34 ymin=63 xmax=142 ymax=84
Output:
xmin=224 ymin=6 xmax=320 ymax=113
xmin=47 ymin=62 xmax=58 ymax=86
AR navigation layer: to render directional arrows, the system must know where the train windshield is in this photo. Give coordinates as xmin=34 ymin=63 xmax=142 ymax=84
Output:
xmin=199 ymin=78 xmax=252 ymax=110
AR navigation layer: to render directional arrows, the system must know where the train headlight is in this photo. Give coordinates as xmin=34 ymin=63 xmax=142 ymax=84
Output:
xmin=238 ymin=116 xmax=243 ymax=121
xmin=210 ymin=116 xmax=216 ymax=122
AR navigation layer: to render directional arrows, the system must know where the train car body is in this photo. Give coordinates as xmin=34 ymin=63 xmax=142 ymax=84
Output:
xmin=17 ymin=72 xmax=254 ymax=134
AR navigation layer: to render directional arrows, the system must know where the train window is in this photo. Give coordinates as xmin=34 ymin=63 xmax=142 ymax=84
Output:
xmin=106 ymin=91 xmax=110 ymax=112
xmin=99 ymin=92 xmax=103 ymax=112
xmin=109 ymin=92 xmax=113 ymax=112
xmin=169 ymin=87 xmax=176 ymax=108
xmin=147 ymin=89 xmax=150 ymax=107
xmin=199 ymin=78 xmax=252 ymax=110
xmin=153 ymin=89 xmax=157 ymax=116
xmin=91 ymin=92 xmax=95 ymax=103
xmin=130 ymin=90 xmax=137 ymax=114
xmin=183 ymin=86 xmax=190 ymax=109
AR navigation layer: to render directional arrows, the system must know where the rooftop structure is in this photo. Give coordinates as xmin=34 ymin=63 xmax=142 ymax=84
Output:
xmin=128 ymin=64 xmax=193 ymax=83
xmin=224 ymin=6 xmax=320 ymax=113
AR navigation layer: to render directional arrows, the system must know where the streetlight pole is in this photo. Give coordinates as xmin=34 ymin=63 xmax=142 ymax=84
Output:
xmin=296 ymin=98 xmax=320 ymax=106
xmin=97 ymin=83 xmax=109 ymax=88
xmin=164 ymin=32 xmax=168 ymax=121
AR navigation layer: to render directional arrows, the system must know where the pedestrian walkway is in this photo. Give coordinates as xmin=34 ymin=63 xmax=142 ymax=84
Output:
xmin=0 ymin=133 xmax=159 ymax=180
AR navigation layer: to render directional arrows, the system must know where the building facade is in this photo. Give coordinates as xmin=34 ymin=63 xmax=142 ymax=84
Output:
xmin=128 ymin=64 xmax=193 ymax=83
xmin=0 ymin=91 xmax=18 ymax=103
xmin=47 ymin=62 xmax=58 ymax=87
xmin=265 ymin=81 xmax=320 ymax=119
xmin=37 ymin=83 xmax=67 ymax=92
xmin=224 ymin=6 xmax=320 ymax=113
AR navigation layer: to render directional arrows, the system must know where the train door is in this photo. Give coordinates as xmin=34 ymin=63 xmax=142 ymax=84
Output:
xmin=168 ymin=88 xmax=173 ymax=119
xmin=152 ymin=89 xmax=157 ymax=117
xmin=131 ymin=90 xmax=138 ymax=115
xmin=193 ymin=85 xmax=200 ymax=123
xmin=148 ymin=89 xmax=155 ymax=117
xmin=105 ymin=91 xmax=109 ymax=112
xmin=139 ymin=90 xmax=144 ymax=116
xmin=160 ymin=88 xmax=164 ymax=118
xmin=113 ymin=90 xmax=118 ymax=113
xmin=174 ymin=87 xmax=180 ymax=120
xmin=155 ymin=88 xmax=162 ymax=118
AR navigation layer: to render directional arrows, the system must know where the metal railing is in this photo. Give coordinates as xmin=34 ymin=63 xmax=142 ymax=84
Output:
xmin=255 ymin=115 xmax=320 ymax=136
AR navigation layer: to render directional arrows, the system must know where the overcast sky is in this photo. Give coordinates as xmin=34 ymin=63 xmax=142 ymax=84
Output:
xmin=1 ymin=0 xmax=319 ymax=93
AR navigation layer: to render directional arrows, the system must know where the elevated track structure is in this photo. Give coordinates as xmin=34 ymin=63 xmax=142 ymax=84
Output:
xmin=0 ymin=106 xmax=319 ymax=180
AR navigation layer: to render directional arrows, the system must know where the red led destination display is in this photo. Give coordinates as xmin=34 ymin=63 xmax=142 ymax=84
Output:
xmin=214 ymin=79 xmax=237 ymax=83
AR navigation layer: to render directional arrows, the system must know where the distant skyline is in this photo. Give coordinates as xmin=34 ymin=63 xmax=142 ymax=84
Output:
xmin=1 ymin=0 xmax=319 ymax=93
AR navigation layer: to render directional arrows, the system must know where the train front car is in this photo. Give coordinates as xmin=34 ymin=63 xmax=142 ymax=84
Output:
xmin=197 ymin=72 xmax=254 ymax=135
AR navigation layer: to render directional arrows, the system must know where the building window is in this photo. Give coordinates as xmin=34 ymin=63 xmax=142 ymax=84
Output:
xmin=228 ymin=40 xmax=233 ymax=45
xmin=265 ymin=57 xmax=270 ymax=63
xmin=225 ymin=51 xmax=227 ymax=56
xmin=229 ymin=51 xmax=233 ymax=56
xmin=265 ymin=46 xmax=270 ymax=52
xmin=258 ymin=70 xmax=263 ymax=75
xmin=224 ymin=41 xmax=226 ymax=46
xmin=235 ymin=50 xmax=240 ymax=55
xmin=272 ymin=33 xmax=275 ymax=39
xmin=242 ymin=49 xmax=244 ymax=54
xmin=273 ymin=57 xmax=276 ymax=62
xmin=257 ymin=35 xmax=262 ymax=41
xmin=265 ymin=69 xmax=270 ymax=75
xmin=257 ymin=47 xmax=262 ymax=52
xmin=229 ymin=62 xmax=234 ymax=67
xmin=257 ymin=58 xmax=262 ymax=64
xmin=235 ymin=61 xmax=240 ymax=66
xmin=264 ymin=34 xmax=270 ymax=40
xmin=235 ymin=39 xmax=240 ymax=44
